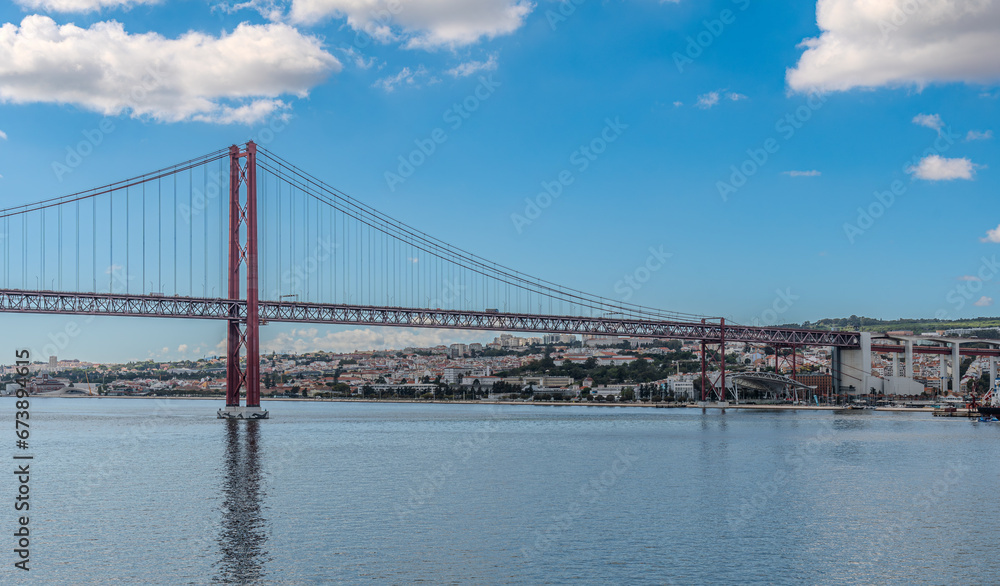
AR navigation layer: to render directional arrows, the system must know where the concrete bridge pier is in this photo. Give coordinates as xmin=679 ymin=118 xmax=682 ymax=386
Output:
xmin=952 ymin=342 xmax=961 ymax=395
xmin=836 ymin=332 xmax=872 ymax=397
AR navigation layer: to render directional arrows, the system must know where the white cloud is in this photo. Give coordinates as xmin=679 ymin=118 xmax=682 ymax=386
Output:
xmin=0 ymin=16 xmax=339 ymax=124
xmin=783 ymin=170 xmax=821 ymax=177
xmin=906 ymin=155 xmax=978 ymax=181
xmin=373 ymin=65 xmax=430 ymax=92
xmin=337 ymin=45 xmax=379 ymax=70
xmin=912 ymin=113 xmax=944 ymax=133
xmin=694 ymin=90 xmax=744 ymax=109
xmin=0 ymin=130 xmax=7 ymax=140
xmin=967 ymin=129 xmax=994 ymax=141
xmin=696 ymin=91 xmax=719 ymax=109
xmin=974 ymin=296 xmax=994 ymax=307
xmin=982 ymin=223 xmax=1000 ymax=243
xmin=958 ymin=275 xmax=982 ymax=281
xmin=192 ymin=99 xmax=290 ymax=125
xmin=216 ymin=0 xmax=288 ymax=22
xmin=446 ymin=53 xmax=497 ymax=77
xmin=14 ymin=0 xmax=159 ymax=11
xmin=788 ymin=0 xmax=1000 ymax=93
xmin=288 ymin=0 xmax=533 ymax=49
xmin=177 ymin=344 xmax=188 ymax=353
xmin=672 ymin=101 xmax=683 ymax=107
xmin=262 ymin=327 xmax=486 ymax=354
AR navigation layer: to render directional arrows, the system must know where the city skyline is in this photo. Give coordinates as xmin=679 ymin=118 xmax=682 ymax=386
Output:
xmin=0 ymin=0 xmax=998 ymax=363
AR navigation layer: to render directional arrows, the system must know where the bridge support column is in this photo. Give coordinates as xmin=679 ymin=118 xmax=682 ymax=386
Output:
xmin=839 ymin=332 xmax=871 ymax=398
xmin=940 ymin=354 xmax=947 ymax=394
xmin=700 ymin=338 xmax=707 ymax=405
xmin=831 ymin=346 xmax=841 ymax=404
xmin=904 ymin=340 xmax=914 ymax=379
xmin=952 ymin=342 xmax=961 ymax=396
xmin=219 ymin=141 xmax=267 ymax=420
xmin=246 ymin=144 xmax=261 ymax=410
xmin=718 ymin=319 xmax=727 ymax=408
xmin=991 ymin=354 xmax=997 ymax=390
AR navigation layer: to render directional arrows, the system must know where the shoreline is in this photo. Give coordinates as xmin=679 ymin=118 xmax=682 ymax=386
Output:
xmin=7 ymin=394 xmax=943 ymax=413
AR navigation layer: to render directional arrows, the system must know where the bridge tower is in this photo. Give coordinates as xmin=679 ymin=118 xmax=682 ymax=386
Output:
xmin=218 ymin=142 xmax=267 ymax=420
xmin=698 ymin=318 xmax=728 ymax=409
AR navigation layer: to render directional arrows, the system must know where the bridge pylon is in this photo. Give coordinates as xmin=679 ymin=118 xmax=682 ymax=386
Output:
xmin=698 ymin=318 xmax=728 ymax=409
xmin=218 ymin=141 xmax=267 ymax=420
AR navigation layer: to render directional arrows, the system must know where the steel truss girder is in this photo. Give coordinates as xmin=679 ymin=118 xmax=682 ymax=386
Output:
xmin=0 ymin=290 xmax=863 ymax=348
xmin=872 ymin=344 xmax=1000 ymax=357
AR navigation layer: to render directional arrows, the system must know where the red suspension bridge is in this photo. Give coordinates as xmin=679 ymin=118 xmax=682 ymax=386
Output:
xmin=5 ymin=142 xmax=979 ymax=417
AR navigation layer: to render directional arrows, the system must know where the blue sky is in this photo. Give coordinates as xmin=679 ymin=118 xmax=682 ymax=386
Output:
xmin=0 ymin=0 xmax=998 ymax=363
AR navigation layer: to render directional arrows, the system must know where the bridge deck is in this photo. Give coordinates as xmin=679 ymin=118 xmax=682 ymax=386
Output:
xmin=0 ymin=289 xmax=861 ymax=347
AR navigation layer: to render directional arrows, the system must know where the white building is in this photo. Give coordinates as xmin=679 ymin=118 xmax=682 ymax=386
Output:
xmin=670 ymin=379 xmax=696 ymax=400
xmin=443 ymin=367 xmax=471 ymax=384
xmin=460 ymin=376 xmax=500 ymax=387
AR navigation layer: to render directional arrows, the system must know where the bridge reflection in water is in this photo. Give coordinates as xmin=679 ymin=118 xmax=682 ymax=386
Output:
xmin=215 ymin=420 xmax=269 ymax=583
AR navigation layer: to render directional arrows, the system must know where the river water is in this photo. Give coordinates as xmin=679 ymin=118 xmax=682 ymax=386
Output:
xmin=2 ymin=399 xmax=996 ymax=584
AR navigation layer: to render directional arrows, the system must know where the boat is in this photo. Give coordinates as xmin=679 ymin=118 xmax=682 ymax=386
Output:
xmin=977 ymin=385 xmax=1000 ymax=417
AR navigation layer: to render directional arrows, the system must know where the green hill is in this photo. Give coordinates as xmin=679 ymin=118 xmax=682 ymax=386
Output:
xmin=796 ymin=316 xmax=1000 ymax=336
